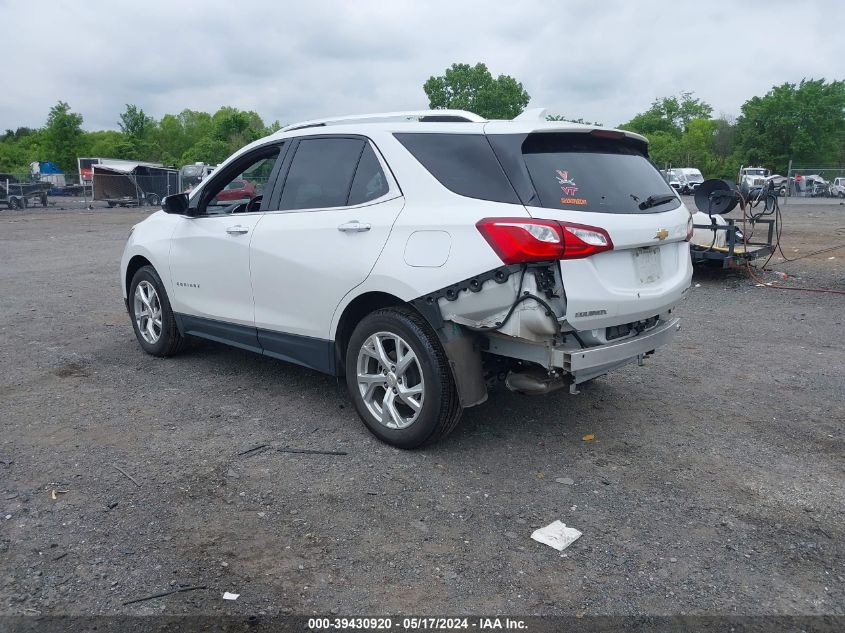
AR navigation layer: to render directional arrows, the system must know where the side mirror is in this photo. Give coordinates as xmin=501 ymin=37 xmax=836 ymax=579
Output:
xmin=162 ymin=193 xmax=190 ymax=215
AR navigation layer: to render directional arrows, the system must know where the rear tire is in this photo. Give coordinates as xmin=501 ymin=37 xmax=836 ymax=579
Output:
xmin=128 ymin=265 xmax=186 ymax=357
xmin=345 ymin=307 xmax=462 ymax=449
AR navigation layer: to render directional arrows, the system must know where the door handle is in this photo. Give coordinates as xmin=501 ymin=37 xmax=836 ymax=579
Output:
xmin=337 ymin=220 xmax=371 ymax=233
xmin=226 ymin=225 xmax=249 ymax=235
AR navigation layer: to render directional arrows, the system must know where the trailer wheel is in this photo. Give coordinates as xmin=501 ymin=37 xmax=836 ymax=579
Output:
xmin=8 ymin=197 xmax=21 ymax=210
xmin=107 ymin=201 xmax=116 ymax=208
xmin=146 ymin=193 xmax=160 ymax=207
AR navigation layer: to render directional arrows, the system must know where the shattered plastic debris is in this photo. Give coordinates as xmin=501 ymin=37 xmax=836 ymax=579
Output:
xmin=531 ymin=520 xmax=582 ymax=551
xmin=581 ymin=434 xmax=595 ymax=441
xmin=222 ymin=592 xmax=240 ymax=601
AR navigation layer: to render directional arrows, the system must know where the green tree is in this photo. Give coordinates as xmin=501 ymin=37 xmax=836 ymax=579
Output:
xmin=211 ymin=106 xmax=264 ymax=153
xmin=733 ymin=79 xmax=845 ymax=173
xmin=79 ymin=130 xmax=131 ymax=159
xmin=43 ymin=101 xmax=83 ymax=172
xmin=423 ymin=63 xmax=530 ymax=119
xmin=621 ymin=92 xmax=713 ymax=136
xmin=180 ymin=137 xmax=232 ymax=166
xmin=118 ymin=104 xmax=155 ymax=140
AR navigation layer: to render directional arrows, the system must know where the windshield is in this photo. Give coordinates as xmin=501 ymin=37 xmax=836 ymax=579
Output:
xmin=521 ymin=134 xmax=680 ymax=214
xmin=745 ymin=169 xmax=766 ymax=176
xmin=686 ymin=170 xmax=704 ymax=182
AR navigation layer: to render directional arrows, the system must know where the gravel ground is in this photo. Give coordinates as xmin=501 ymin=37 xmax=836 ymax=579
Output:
xmin=0 ymin=198 xmax=843 ymax=617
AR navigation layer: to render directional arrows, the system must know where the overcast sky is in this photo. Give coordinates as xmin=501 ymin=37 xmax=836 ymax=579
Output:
xmin=1 ymin=0 xmax=842 ymax=131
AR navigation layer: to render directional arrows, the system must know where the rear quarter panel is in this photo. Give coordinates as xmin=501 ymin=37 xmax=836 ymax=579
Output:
xmin=329 ymin=131 xmax=529 ymax=339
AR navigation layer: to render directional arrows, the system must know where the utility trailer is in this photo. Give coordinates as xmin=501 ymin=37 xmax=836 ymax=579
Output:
xmin=689 ymin=178 xmax=776 ymax=269
xmin=92 ymin=162 xmax=179 ymax=208
xmin=0 ymin=174 xmax=49 ymax=209
xmin=690 ymin=217 xmax=775 ymax=268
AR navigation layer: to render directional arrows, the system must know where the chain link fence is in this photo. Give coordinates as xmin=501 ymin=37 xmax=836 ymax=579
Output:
xmin=1 ymin=168 xmax=186 ymax=210
xmin=784 ymin=163 xmax=845 ymax=202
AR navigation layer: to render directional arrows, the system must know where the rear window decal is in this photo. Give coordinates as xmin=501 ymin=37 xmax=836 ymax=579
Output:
xmin=561 ymin=197 xmax=588 ymax=206
xmin=556 ymin=169 xmax=587 ymax=205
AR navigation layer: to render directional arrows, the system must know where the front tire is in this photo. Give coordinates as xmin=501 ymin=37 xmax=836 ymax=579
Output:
xmin=128 ymin=265 xmax=186 ymax=357
xmin=345 ymin=307 xmax=462 ymax=449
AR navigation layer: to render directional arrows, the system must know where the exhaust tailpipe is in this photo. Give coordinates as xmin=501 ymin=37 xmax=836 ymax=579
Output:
xmin=505 ymin=369 xmax=569 ymax=396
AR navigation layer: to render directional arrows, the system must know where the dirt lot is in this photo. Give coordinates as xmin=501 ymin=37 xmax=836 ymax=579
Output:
xmin=1 ymin=198 xmax=843 ymax=617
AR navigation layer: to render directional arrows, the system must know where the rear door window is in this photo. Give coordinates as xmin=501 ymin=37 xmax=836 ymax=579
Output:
xmin=279 ymin=138 xmax=365 ymax=210
xmin=394 ymin=133 xmax=519 ymax=204
xmin=520 ymin=133 xmax=680 ymax=214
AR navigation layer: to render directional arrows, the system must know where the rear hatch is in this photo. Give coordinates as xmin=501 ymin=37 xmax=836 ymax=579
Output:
xmin=487 ymin=130 xmax=692 ymax=332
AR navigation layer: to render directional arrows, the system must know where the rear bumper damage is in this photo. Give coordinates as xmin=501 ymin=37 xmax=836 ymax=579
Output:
xmin=486 ymin=316 xmax=681 ymax=392
xmin=414 ymin=263 xmax=685 ymax=404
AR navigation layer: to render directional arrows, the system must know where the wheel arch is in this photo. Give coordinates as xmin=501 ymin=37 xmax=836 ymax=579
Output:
xmin=333 ymin=291 xmax=407 ymax=372
xmin=332 ymin=289 xmax=487 ymax=409
xmin=124 ymin=254 xmax=154 ymax=299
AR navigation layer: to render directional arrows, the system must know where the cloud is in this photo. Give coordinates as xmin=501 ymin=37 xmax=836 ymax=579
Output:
xmin=0 ymin=0 xmax=841 ymax=132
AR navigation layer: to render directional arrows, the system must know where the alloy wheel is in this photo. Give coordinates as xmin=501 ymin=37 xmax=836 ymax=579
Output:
xmin=356 ymin=331 xmax=425 ymax=429
xmin=133 ymin=280 xmax=163 ymax=344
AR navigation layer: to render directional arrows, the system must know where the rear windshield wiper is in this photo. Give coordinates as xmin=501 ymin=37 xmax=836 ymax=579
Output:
xmin=638 ymin=193 xmax=677 ymax=210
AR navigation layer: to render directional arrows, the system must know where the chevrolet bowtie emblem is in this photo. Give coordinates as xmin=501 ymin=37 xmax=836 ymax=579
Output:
xmin=655 ymin=228 xmax=669 ymax=240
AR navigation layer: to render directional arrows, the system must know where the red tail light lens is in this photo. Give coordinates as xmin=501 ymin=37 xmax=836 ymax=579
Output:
xmin=559 ymin=221 xmax=614 ymax=258
xmin=476 ymin=218 xmax=613 ymax=264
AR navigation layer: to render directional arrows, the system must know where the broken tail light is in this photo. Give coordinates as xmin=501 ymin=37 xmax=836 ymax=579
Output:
xmin=685 ymin=214 xmax=694 ymax=241
xmin=476 ymin=218 xmax=613 ymax=264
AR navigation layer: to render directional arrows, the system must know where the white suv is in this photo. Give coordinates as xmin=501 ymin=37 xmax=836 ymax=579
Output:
xmin=121 ymin=109 xmax=693 ymax=448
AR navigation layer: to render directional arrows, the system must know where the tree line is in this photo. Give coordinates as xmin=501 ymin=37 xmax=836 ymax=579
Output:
xmin=0 ymin=103 xmax=280 ymax=174
xmin=2 ymin=63 xmax=843 ymax=179
xmin=425 ymin=64 xmax=845 ymax=177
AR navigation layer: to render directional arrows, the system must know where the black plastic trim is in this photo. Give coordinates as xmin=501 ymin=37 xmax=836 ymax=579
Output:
xmin=174 ymin=313 xmax=337 ymax=375
xmin=178 ymin=314 xmax=262 ymax=353
xmin=257 ymin=329 xmax=336 ymax=375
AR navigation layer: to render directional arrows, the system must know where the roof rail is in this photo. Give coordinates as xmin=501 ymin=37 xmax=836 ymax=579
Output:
xmin=280 ymin=110 xmax=486 ymax=132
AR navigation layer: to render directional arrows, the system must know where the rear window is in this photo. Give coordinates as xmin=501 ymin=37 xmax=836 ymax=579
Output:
xmin=394 ymin=133 xmax=519 ymax=204
xmin=521 ymin=134 xmax=680 ymax=214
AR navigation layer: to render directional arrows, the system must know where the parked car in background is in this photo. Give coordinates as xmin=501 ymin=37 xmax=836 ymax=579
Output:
xmin=214 ymin=178 xmax=256 ymax=202
xmin=666 ymin=169 xmax=683 ymax=192
xmin=832 ymin=177 xmax=845 ymax=198
xmin=676 ymin=168 xmax=704 ymax=195
xmin=802 ymin=175 xmax=830 ymax=197
xmin=765 ymin=174 xmax=790 ymax=196
xmin=180 ymin=162 xmax=216 ymax=192
xmin=121 ymin=109 xmax=693 ymax=448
